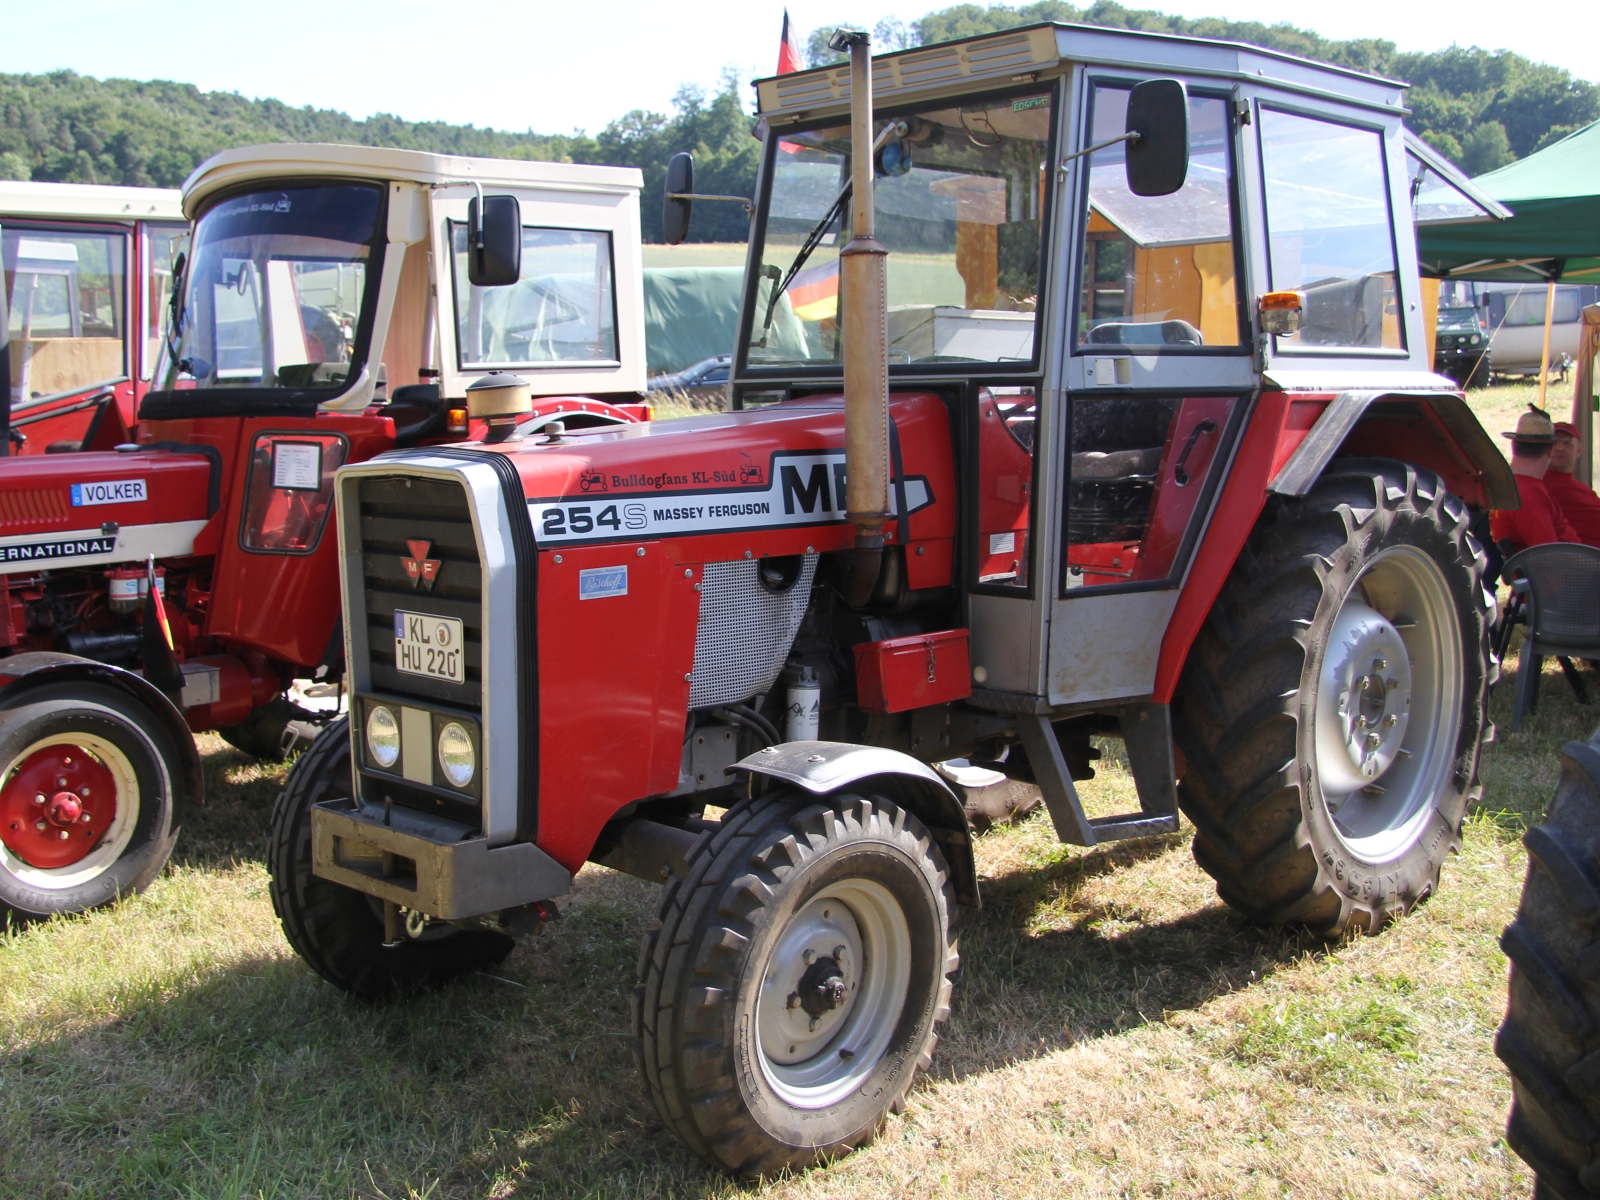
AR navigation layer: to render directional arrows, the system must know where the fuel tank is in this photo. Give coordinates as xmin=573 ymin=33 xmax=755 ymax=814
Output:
xmin=0 ymin=447 xmax=215 ymax=576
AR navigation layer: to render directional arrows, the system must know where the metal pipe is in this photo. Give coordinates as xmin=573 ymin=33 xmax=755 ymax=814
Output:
xmin=833 ymin=28 xmax=892 ymax=604
xmin=1538 ymin=280 xmax=1556 ymax=410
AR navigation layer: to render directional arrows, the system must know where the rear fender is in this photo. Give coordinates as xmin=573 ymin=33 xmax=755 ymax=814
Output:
xmin=1269 ymin=389 xmax=1517 ymax=510
xmin=0 ymin=651 xmax=203 ymax=816
xmin=733 ymin=740 xmax=979 ymax=908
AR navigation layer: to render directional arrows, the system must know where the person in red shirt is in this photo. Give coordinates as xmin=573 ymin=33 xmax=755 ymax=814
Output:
xmin=1543 ymin=420 xmax=1600 ymax=546
xmin=1490 ymin=406 xmax=1580 ymax=554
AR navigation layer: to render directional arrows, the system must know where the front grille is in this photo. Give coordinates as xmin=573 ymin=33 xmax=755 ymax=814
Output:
xmin=356 ymin=476 xmax=483 ymax=709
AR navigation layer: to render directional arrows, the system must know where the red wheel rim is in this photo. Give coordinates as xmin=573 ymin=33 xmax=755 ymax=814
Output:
xmin=0 ymin=743 xmax=121 ymax=870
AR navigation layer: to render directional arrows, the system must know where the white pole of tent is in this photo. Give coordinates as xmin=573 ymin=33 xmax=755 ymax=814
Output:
xmin=1538 ymin=280 xmax=1556 ymax=409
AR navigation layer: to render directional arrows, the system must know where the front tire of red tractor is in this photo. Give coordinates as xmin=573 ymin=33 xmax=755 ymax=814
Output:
xmin=1496 ymin=733 xmax=1600 ymax=1199
xmin=1173 ymin=458 xmax=1493 ymax=935
xmin=633 ymin=787 xmax=958 ymax=1178
xmin=267 ymin=718 xmax=512 ymax=999
xmin=0 ymin=682 xmax=182 ymax=922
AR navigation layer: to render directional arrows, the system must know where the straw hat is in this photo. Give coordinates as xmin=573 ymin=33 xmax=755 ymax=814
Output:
xmin=1502 ymin=405 xmax=1557 ymax=443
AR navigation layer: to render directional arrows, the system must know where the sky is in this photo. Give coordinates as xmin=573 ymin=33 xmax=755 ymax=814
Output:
xmin=2 ymin=0 xmax=1592 ymax=135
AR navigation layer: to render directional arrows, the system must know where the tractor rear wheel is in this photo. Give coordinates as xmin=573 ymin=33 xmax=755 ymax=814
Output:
xmin=1174 ymin=458 xmax=1492 ymax=935
xmin=633 ymin=787 xmax=958 ymax=1177
xmin=267 ymin=718 xmax=512 ymax=998
xmin=0 ymin=682 xmax=181 ymax=922
xmin=1496 ymin=734 xmax=1600 ymax=1200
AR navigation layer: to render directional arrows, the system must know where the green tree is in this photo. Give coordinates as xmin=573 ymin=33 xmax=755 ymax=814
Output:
xmin=0 ymin=150 xmax=27 ymax=180
xmin=1459 ymin=120 xmax=1514 ymax=174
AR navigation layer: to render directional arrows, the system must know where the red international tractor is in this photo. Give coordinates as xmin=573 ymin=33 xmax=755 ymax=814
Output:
xmin=269 ymin=24 xmax=1516 ymax=1176
xmin=0 ymin=146 xmax=650 ymax=921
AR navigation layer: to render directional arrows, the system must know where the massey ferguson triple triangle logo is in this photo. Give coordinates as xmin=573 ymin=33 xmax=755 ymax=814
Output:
xmin=402 ymin=540 xmax=441 ymax=589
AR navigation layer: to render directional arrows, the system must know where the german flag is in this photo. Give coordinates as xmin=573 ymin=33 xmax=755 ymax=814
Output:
xmin=789 ymin=259 xmax=840 ymax=321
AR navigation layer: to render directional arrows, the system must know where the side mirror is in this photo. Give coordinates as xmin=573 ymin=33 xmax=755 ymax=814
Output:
xmin=467 ymin=194 xmax=521 ymax=287
xmin=1125 ymin=79 xmax=1189 ymax=197
xmin=663 ymin=152 xmax=694 ymax=246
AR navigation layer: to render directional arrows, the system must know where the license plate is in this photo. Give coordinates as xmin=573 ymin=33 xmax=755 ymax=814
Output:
xmin=393 ymin=610 xmax=465 ymax=684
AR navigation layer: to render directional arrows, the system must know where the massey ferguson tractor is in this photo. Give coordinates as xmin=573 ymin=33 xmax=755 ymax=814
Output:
xmin=0 ymin=146 xmax=650 ymax=921
xmin=268 ymin=24 xmax=1515 ymax=1176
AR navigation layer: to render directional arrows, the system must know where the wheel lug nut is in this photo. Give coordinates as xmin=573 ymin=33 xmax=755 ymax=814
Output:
xmin=802 ymin=949 xmax=815 ymax=965
xmin=1373 ymin=658 xmax=1386 ymax=672
xmin=58 ymin=830 xmax=69 ymax=841
xmin=33 ymin=794 xmax=45 ymax=805
xmin=79 ymin=787 xmax=90 ymax=798
xmin=35 ymin=821 xmax=46 ymax=832
xmin=57 ymin=777 xmax=67 ymax=788
xmin=834 ymin=944 xmax=847 ymax=960
xmin=80 ymin=813 xmax=92 ymax=823
xmin=1385 ymin=714 xmax=1398 ymax=728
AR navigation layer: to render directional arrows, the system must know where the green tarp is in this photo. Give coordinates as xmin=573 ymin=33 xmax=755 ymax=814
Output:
xmin=1417 ymin=120 xmax=1600 ymax=283
xmin=642 ymin=266 xmax=809 ymax=376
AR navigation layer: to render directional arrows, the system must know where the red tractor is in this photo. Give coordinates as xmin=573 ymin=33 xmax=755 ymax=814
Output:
xmin=0 ymin=146 xmax=651 ymax=921
xmin=270 ymin=24 xmax=1515 ymax=1176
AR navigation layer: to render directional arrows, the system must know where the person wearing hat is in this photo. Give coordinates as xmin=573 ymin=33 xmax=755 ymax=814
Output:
xmin=1544 ymin=419 xmax=1600 ymax=546
xmin=1490 ymin=405 xmax=1581 ymax=555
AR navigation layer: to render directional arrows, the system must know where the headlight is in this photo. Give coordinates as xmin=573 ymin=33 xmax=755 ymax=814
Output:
xmin=367 ymin=705 xmax=400 ymax=768
xmin=437 ymin=722 xmax=476 ymax=787
xmin=1470 ymin=334 xmax=1481 ymax=345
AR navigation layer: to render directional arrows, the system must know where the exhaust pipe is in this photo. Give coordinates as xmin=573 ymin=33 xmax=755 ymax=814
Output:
xmin=832 ymin=28 xmax=892 ymax=606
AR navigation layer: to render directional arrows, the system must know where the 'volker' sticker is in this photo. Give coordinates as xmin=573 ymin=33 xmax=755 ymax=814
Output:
xmin=71 ymin=479 xmax=146 ymax=506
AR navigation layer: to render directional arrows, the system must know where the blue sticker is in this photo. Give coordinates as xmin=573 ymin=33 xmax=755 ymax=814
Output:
xmin=579 ymin=565 xmax=628 ymax=600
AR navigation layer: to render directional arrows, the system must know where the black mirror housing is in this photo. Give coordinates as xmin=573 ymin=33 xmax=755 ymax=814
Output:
xmin=467 ymin=194 xmax=522 ymax=287
xmin=1125 ymin=79 xmax=1189 ymax=197
xmin=663 ymin=152 xmax=694 ymax=246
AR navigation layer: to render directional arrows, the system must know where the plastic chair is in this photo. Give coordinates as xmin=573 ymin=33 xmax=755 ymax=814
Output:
xmin=1501 ymin=543 xmax=1600 ymax=730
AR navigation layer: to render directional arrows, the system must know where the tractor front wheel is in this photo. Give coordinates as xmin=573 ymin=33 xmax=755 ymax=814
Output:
xmin=634 ymin=787 xmax=959 ymax=1176
xmin=1174 ymin=458 xmax=1493 ymax=935
xmin=267 ymin=718 xmax=512 ymax=998
xmin=0 ymin=682 xmax=182 ymax=922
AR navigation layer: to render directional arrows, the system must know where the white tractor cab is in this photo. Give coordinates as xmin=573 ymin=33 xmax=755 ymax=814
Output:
xmin=1 ymin=181 xmax=186 ymax=453
xmin=170 ymin=144 xmax=648 ymax=434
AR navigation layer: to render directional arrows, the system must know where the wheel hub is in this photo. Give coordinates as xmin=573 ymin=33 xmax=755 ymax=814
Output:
xmin=0 ymin=745 xmax=117 ymax=870
xmin=1316 ymin=599 xmax=1412 ymax=794
xmin=760 ymin=897 xmax=863 ymax=1066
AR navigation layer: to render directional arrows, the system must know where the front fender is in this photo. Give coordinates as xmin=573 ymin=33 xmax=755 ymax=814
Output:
xmin=0 ymin=651 xmax=204 ymax=816
xmin=733 ymin=740 xmax=979 ymax=908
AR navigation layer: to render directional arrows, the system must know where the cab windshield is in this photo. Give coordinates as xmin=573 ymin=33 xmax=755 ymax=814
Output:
xmin=156 ymin=184 xmax=381 ymax=394
xmin=745 ymin=87 xmax=1053 ymax=369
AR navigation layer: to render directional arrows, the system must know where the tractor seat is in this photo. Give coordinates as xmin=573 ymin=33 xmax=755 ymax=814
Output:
xmin=1088 ymin=320 xmax=1203 ymax=346
xmin=1071 ymin=446 xmax=1164 ymax=481
xmin=384 ymin=385 xmax=447 ymax=446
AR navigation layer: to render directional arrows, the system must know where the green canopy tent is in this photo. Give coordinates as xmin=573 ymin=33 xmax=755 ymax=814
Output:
xmin=1417 ymin=120 xmax=1600 ymax=478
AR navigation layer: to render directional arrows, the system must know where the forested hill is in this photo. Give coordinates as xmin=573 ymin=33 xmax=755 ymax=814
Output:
xmin=2 ymin=1 xmax=1595 ymax=242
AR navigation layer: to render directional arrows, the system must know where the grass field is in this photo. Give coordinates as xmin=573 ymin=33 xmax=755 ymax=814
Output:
xmin=1 ymin=381 xmax=1592 ymax=1198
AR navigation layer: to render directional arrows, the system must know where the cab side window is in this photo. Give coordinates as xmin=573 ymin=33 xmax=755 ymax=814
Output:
xmin=4 ymin=226 xmax=127 ymax=406
xmin=1075 ymin=86 xmax=1241 ymax=350
xmin=1259 ymin=109 xmax=1404 ymax=351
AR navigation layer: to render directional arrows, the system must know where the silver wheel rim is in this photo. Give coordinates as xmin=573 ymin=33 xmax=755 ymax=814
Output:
xmin=755 ymin=878 xmax=912 ymax=1109
xmin=0 ymin=732 xmax=140 ymax=890
xmin=1313 ymin=545 xmax=1463 ymax=863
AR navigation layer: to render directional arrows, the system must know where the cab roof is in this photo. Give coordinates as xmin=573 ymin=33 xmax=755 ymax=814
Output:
xmin=754 ymin=22 xmax=1407 ymax=124
xmin=181 ymin=143 xmax=643 ymax=219
xmin=0 ymin=179 xmax=184 ymax=222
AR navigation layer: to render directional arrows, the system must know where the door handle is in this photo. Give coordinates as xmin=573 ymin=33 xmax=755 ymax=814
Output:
xmin=1172 ymin=419 xmax=1218 ymax=486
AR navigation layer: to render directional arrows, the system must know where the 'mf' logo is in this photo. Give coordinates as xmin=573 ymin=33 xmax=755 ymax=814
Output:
xmin=401 ymin=539 xmax=441 ymax=589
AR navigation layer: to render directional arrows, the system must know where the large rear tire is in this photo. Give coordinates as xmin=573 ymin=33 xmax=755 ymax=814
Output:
xmin=1497 ymin=733 xmax=1600 ymax=1199
xmin=1174 ymin=458 xmax=1493 ymax=935
xmin=0 ymin=682 xmax=181 ymax=921
xmin=633 ymin=787 xmax=958 ymax=1177
xmin=267 ymin=718 xmax=512 ymax=998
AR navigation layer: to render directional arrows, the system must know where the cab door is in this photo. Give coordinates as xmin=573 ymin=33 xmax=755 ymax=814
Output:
xmin=1042 ymin=76 xmax=1255 ymax=705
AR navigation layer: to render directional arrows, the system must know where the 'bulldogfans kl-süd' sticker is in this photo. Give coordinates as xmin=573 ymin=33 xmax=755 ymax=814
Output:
xmin=529 ymin=450 xmax=932 ymax=545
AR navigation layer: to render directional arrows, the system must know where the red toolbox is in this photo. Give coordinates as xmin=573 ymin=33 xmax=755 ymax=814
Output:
xmin=853 ymin=628 xmax=972 ymax=713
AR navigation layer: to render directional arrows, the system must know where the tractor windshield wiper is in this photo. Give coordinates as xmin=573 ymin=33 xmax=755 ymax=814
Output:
xmin=755 ymin=181 xmax=851 ymax=348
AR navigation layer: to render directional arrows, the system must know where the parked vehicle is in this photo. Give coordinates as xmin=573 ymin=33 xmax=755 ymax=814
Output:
xmin=1434 ymin=304 xmax=1490 ymax=385
xmin=645 ymin=354 xmax=731 ymax=405
xmin=269 ymin=24 xmax=1510 ymax=1176
xmin=2 ymin=182 xmax=186 ymax=455
xmin=0 ymin=146 xmax=651 ymax=923
xmin=1478 ymin=284 xmax=1600 ymax=379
